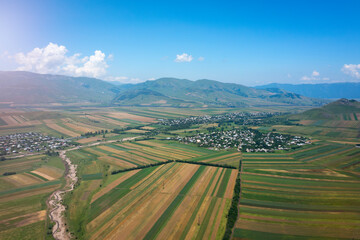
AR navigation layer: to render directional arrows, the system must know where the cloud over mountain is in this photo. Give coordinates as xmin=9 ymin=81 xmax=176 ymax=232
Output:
xmin=14 ymin=42 xmax=108 ymax=78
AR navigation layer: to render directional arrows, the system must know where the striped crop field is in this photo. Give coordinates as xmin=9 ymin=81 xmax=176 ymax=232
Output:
xmin=190 ymin=151 xmax=242 ymax=167
xmin=70 ymin=140 xmax=212 ymax=172
xmin=234 ymin=141 xmax=360 ymax=239
xmin=0 ymin=155 xmax=64 ymax=239
xmin=66 ymin=162 xmax=238 ymax=240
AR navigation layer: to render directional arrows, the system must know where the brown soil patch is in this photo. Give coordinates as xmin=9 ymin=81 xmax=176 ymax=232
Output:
xmin=98 ymin=156 xmax=137 ymax=168
xmin=125 ymin=129 xmax=147 ymax=133
xmin=130 ymin=150 xmax=167 ymax=162
xmin=108 ymin=112 xmax=155 ymax=123
xmin=224 ymin=170 xmax=238 ymax=199
xmin=0 ymin=184 xmax=60 ymax=202
xmin=46 ymin=122 xmax=79 ymax=137
xmin=0 ymin=210 xmax=46 ymax=228
xmin=3 ymin=173 xmax=44 ymax=187
xmin=32 ymin=166 xmax=63 ymax=180
xmin=31 ymin=170 xmax=55 ymax=181
xmin=203 ymin=152 xmax=241 ymax=163
xmin=85 ymin=115 xmax=128 ymax=127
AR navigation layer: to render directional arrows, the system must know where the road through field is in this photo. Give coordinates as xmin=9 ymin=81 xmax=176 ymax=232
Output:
xmin=47 ymin=136 xmax=140 ymax=240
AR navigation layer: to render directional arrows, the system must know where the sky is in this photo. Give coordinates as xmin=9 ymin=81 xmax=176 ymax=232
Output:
xmin=0 ymin=0 xmax=360 ymax=86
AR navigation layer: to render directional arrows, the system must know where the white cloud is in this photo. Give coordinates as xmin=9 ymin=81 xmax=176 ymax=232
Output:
xmin=342 ymin=64 xmax=360 ymax=78
xmin=198 ymin=56 xmax=205 ymax=61
xmin=175 ymin=53 xmax=193 ymax=62
xmin=301 ymin=76 xmax=312 ymax=81
xmin=104 ymin=76 xmax=143 ymax=84
xmin=301 ymin=70 xmax=330 ymax=82
xmin=147 ymin=77 xmax=156 ymax=81
xmin=13 ymin=42 xmax=108 ymax=78
xmin=105 ymin=76 xmax=129 ymax=82
xmin=312 ymin=70 xmax=320 ymax=76
xmin=130 ymin=78 xmax=142 ymax=83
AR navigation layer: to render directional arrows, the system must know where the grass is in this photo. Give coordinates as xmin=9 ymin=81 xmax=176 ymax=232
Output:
xmin=0 ymin=221 xmax=46 ymax=240
xmin=88 ymin=166 xmax=159 ymax=221
xmin=144 ymin=166 xmax=206 ymax=239
xmin=233 ymin=228 xmax=341 ymax=240
xmin=236 ymin=141 xmax=360 ymax=239
xmin=0 ymin=180 xmax=60 ymax=196
xmin=216 ymin=168 xmax=232 ymax=197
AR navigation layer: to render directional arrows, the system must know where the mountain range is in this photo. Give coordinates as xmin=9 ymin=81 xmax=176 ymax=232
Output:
xmin=256 ymin=83 xmax=360 ymax=99
xmin=0 ymin=71 xmax=328 ymax=107
xmin=112 ymin=78 xmax=326 ymax=107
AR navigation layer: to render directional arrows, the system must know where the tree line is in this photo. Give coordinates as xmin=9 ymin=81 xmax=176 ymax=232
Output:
xmin=175 ymin=160 xmax=236 ymax=169
xmin=222 ymin=160 xmax=242 ymax=240
xmin=111 ymin=160 xmax=174 ymax=174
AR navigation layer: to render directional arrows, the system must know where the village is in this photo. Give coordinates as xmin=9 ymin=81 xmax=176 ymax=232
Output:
xmin=173 ymin=128 xmax=310 ymax=152
xmin=0 ymin=132 xmax=71 ymax=155
xmin=159 ymin=111 xmax=283 ymax=128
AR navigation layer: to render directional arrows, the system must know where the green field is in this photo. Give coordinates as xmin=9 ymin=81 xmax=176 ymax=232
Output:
xmin=233 ymin=142 xmax=360 ymax=239
xmin=0 ymin=155 xmax=64 ymax=240
xmin=64 ymin=161 xmax=238 ymax=239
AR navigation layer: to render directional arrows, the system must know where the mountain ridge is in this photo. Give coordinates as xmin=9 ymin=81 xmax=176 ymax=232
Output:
xmin=113 ymin=77 xmax=327 ymax=107
xmin=0 ymin=71 xmax=327 ymax=107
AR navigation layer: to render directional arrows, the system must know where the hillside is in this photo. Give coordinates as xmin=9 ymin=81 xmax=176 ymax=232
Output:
xmin=295 ymin=98 xmax=360 ymax=120
xmin=0 ymin=72 xmax=327 ymax=107
xmin=256 ymin=82 xmax=360 ymax=99
xmin=270 ymin=98 xmax=360 ymax=139
xmin=113 ymin=78 xmax=326 ymax=107
xmin=0 ymin=71 xmax=120 ymax=105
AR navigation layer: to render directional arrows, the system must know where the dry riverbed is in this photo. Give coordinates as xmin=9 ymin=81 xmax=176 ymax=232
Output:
xmin=47 ymin=137 xmax=140 ymax=240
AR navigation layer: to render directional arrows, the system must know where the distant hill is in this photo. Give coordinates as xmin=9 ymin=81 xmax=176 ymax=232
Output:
xmin=256 ymin=82 xmax=360 ymax=99
xmin=0 ymin=72 xmax=327 ymax=107
xmin=0 ymin=71 xmax=120 ymax=104
xmin=113 ymin=78 xmax=327 ymax=107
xmin=295 ymin=98 xmax=360 ymax=120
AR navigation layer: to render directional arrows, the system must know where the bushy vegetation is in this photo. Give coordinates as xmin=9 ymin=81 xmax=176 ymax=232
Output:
xmin=81 ymin=129 xmax=108 ymax=137
xmin=175 ymin=159 xmax=236 ymax=169
xmin=111 ymin=160 xmax=174 ymax=174
xmin=223 ymin=160 xmax=241 ymax=240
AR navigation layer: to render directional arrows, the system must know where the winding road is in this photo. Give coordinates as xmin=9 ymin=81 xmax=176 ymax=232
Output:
xmin=47 ymin=137 xmax=139 ymax=240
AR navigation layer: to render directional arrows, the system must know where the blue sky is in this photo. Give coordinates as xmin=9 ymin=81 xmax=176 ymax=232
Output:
xmin=0 ymin=0 xmax=360 ymax=85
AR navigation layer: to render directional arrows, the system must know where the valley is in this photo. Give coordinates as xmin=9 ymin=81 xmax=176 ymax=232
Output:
xmin=0 ymin=74 xmax=359 ymax=240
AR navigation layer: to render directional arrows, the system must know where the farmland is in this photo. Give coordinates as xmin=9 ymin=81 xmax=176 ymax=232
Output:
xmin=58 ymin=138 xmax=244 ymax=239
xmin=233 ymin=141 xmax=360 ymax=239
xmin=0 ymin=105 xmax=303 ymax=138
xmin=0 ymin=107 xmax=158 ymax=138
xmin=1 ymin=103 xmax=359 ymax=239
xmin=65 ymin=162 xmax=238 ymax=239
xmin=0 ymin=154 xmax=64 ymax=239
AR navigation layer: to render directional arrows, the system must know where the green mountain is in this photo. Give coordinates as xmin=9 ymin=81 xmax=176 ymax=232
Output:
xmin=113 ymin=78 xmax=327 ymax=107
xmin=0 ymin=72 xmax=327 ymax=107
xmin=295 ymin=98 xmax=360 ymax=120
xmin=0 ymin=71 xmax=120 ymax=104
